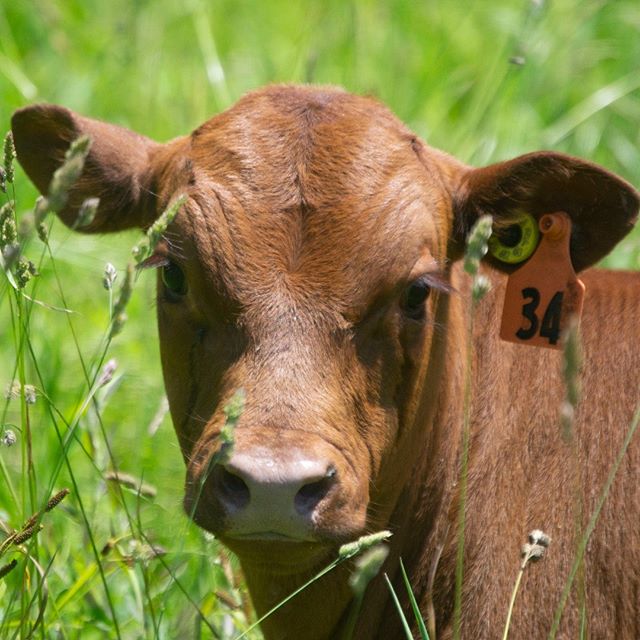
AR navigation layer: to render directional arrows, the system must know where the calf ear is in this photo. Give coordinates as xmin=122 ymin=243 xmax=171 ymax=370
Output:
xmin=11 ymin=104 xmax=160 ymax=233
xmin=452 ymin=151 xmax=640 ymax=272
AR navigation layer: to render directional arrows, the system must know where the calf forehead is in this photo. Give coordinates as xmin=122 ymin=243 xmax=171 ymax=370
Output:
xmin=178 ymin=86 xmax=450 ymax=309
xmin=191 ymin=86 xmax=432 ymax=208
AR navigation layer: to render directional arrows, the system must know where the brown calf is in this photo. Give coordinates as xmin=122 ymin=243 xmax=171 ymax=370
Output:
xmin=12 ymin=85 xmax=640 ymax=639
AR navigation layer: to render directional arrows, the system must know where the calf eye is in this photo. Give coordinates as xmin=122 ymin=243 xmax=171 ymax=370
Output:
xmin=162 ymin=262 xmax=188 ymax=299
xmin=401 ymin=278 xmax=431 ymax=320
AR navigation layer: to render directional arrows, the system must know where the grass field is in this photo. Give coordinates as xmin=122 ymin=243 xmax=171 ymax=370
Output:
xmin=1 ymin=0 xmax=639 ymax=638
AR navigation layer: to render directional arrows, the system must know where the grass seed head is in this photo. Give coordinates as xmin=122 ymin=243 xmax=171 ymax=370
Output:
xmin=472 ymin=273 xmax=492 ymax=302
xmin=23 ymin=488 xmax=70 ymax=530
xmin=0 ymin=559 xmax=18 ymax=580
xmin=98 ymin=358 xmax=118 ymax=387
xmin=464 ymin=215 xmax=493 ymax=276
xmin=4 ymin=383 xmax=37 ymax=405
xmin=146 ymin=194 xmax=186 ymax=248
xmin=217 ymin=389 xmax=245 ymax=464
xmin=12 ymin=524 xmax=43 ymax=546
xmin=45 ymin=488 xmax=70 ymax=512
xmin=133 ymin=194 xmax=186 ymax=263
xmin=1 ymin=214 xmax=17 ymax=248
xmin=74 ymin=197 xmax=99 ymax=229
xmin=1 ymin=428 xmax=17 ymax=447
xmin=15 ymin=258 xmax=37 ymax=289
xmin=338 ymin=530 xmax=393 ymax=560
xmin=528 ymin=529 xmax=551 ymax=548
xmin=223 ymin=388 xmax=246 ymax=427
xmin=103 ymin=262 xmax=117 ymax=290
xmin=4 ymin=382 xmax=21 ymax=399
xmin=23 ymin=384 xmax=37 ymax=405
xmin=349 ymin=544 xmax=389 ymax=596
xmin=36 ymin=222 xmax=49 ymax=243
xmin=3 ymin=131 xmax=15 ymax=185
xmin=47 ymin=135 xmax=92 ymax=213
xmin=521 ymin=529 xmax=551 ymax=564
xmin=0 ymin=201 xmax=14 ymax=224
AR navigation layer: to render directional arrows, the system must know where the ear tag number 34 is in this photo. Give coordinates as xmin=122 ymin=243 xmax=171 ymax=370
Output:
xmin=498 ymin=212 xmax=585 ymax=350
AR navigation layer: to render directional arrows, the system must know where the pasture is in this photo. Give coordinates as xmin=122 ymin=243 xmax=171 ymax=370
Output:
xmin=1 ymin=1 xmax=639 ymax=638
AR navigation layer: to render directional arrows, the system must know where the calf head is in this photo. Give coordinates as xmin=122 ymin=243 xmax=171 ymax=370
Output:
xmin=12 ymin=87 xmax=639 ymax=572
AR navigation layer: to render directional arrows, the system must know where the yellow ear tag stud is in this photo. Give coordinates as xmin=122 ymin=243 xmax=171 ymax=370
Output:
xmin=488 ymin=211 xmax=540 ymax=264
xmin=499 ymin=212 xmax=586 ymax=349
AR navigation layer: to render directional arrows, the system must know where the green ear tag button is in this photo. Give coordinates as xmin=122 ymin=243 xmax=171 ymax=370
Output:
xmin=488 ymin=212 xmax=540 ymax=264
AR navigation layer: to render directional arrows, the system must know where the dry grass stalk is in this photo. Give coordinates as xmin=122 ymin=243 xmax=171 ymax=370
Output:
xmin=502 ymin=530 xmax=551 ymax=640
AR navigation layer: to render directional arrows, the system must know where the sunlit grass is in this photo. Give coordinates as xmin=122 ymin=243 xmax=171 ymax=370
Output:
xmin=1 ymin=0 xmax=639 ymax=637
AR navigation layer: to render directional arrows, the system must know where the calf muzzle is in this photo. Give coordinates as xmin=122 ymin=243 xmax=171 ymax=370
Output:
xmin=185 ymin=433 xmax=368 ymax=545
xmin=211 ymin=449 xmax=336 ymax=540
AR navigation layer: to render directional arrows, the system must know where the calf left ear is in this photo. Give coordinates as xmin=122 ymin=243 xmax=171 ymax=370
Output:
xmin=11 ymin=104 xmax=160 ymax=233
xmin=452 ymin=151 xmax=640 ymax=272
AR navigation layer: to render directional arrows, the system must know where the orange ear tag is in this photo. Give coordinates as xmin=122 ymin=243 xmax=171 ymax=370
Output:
xmin=500 ymin=212 xmax=585 ymax=349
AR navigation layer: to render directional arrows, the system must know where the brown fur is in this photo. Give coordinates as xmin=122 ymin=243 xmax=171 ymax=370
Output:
xmin=12 ymin=85 xmax=640 ymax=639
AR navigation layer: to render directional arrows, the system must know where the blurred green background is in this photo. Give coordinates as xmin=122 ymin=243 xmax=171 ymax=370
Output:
xmin=1 ymin=0 xmax=639 ymax=637
xmin=3 ymin=0 xmax=640 ymax=246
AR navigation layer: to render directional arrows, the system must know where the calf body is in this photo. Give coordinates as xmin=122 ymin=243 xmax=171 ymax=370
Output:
xmin=12 ymin=86 xmax=640 ymax=638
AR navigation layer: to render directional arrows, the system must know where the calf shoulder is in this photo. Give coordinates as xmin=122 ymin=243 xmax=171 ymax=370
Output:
xmin=427 ymin=266 xmax=640 ymax=639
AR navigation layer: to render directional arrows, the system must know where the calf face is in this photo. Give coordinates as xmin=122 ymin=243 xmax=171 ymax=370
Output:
xmin=12 ymin=86 xmax=638 ymax=572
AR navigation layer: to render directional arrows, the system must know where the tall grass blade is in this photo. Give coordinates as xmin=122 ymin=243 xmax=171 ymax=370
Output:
xmin=454 ymin=215 xmax=493 ymax=639
xmin=383 ymin=573 xmax=414 ymax=640
xmin=399 ymin=559 xmax=430 ymax=640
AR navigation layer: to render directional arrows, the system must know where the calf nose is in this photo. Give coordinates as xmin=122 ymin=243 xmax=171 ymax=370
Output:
xmin=209 ymin=449 xmax=337 ymax=536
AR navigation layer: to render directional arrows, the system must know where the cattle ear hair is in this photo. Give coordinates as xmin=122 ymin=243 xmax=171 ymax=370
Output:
xmin=11 ymin=104 xmax=160 ymax=233
xmin=451 ymin=151 xmax=640 ymax=273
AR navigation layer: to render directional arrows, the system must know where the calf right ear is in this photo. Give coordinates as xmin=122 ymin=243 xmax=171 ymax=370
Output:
xmin=11 ymin=104 xmax=160 ymax=233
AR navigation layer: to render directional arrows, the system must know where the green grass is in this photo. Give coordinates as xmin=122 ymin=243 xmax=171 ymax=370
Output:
xmin=1 ymin=0 xmax=639 ymax=638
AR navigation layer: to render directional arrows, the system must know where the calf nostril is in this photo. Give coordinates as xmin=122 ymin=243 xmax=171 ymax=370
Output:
xmin=214 ymin=465 xmax=250 ymax=510
xmin=294 ymin=466 xmax=337 ymax=515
